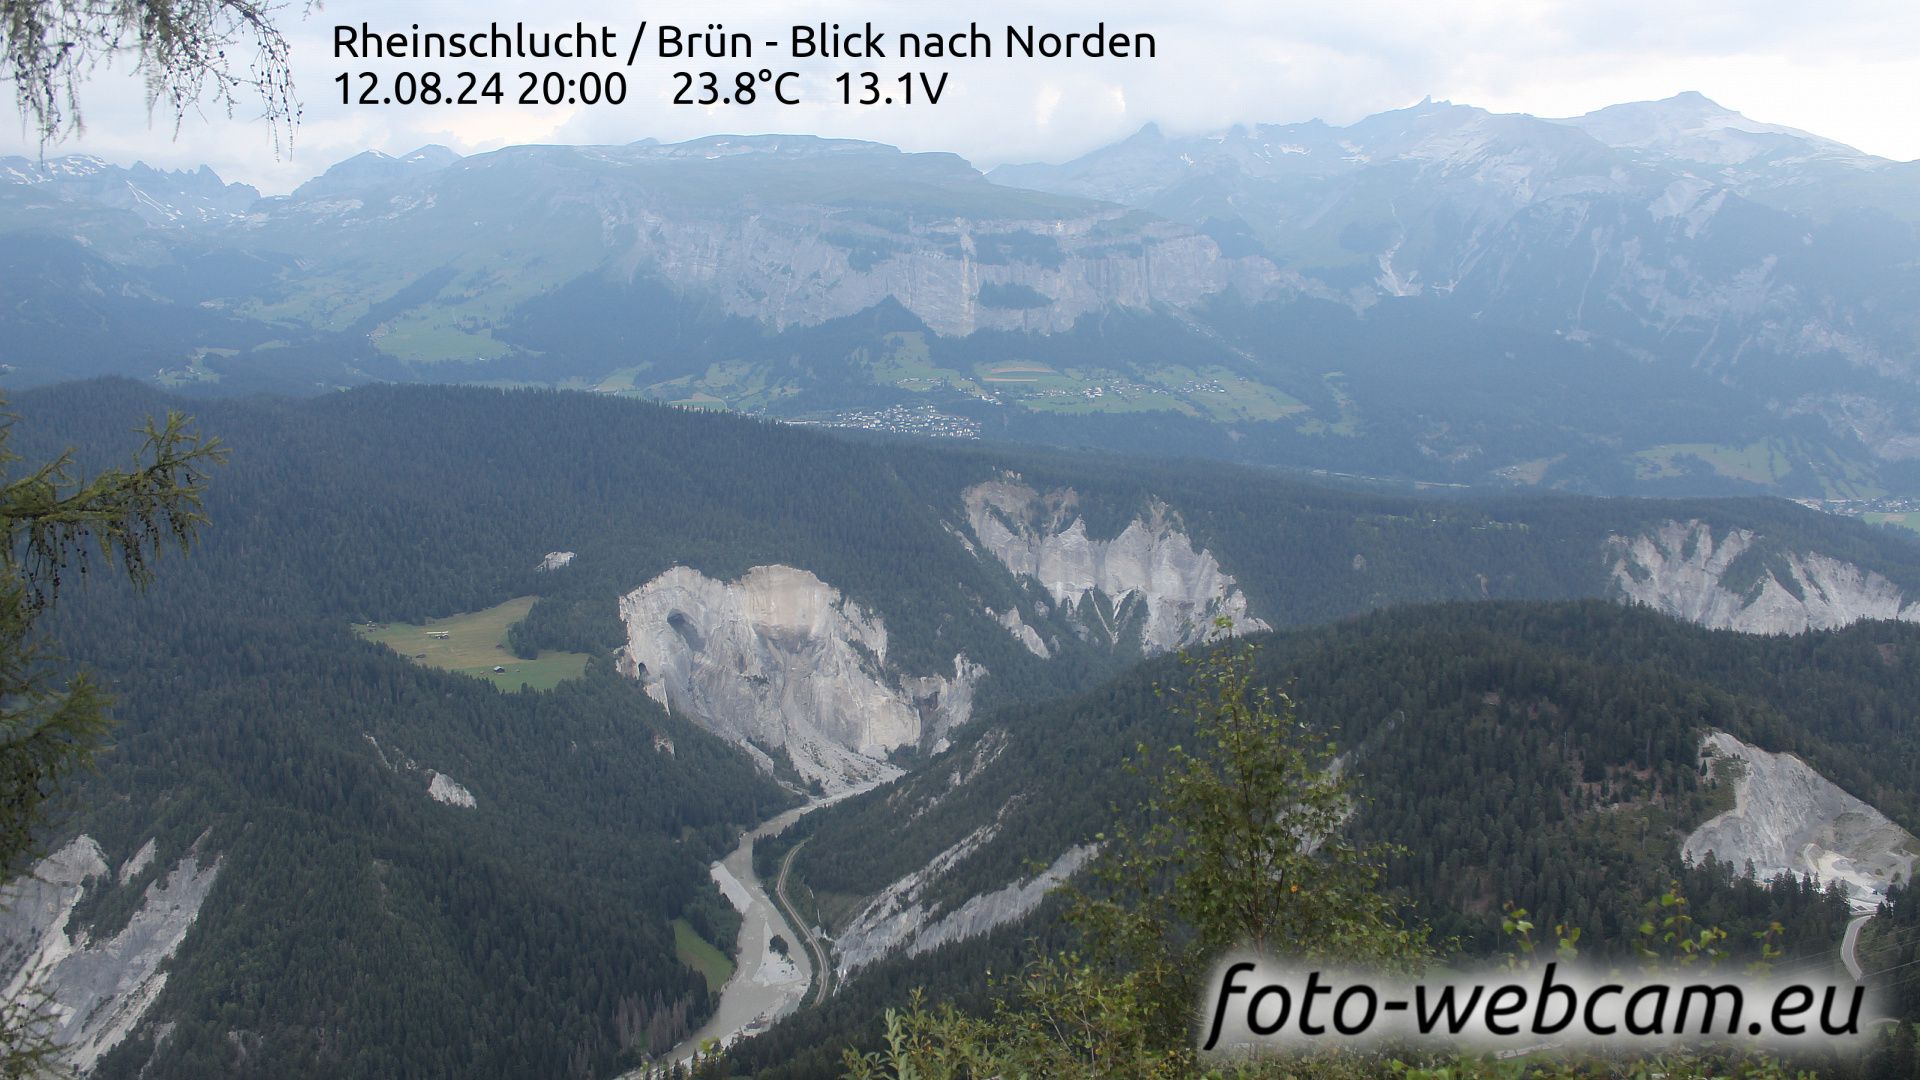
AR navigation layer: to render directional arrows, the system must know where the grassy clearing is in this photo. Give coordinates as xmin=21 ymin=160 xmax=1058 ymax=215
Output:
xmin=372 ymin=315 xmax=509 ymax=363
xmin=867 ymin=333 xmax=979 ymax=393
xmin=1144 ymin=364 xmax=1307 ymax=422
xmin=1495 ymin=455 xmax=1566 ymax=486
xmin=645 ymin=362 xmax=800 ymax=411
xmin=355 ymin=596 xmax=590 ymax=691
xmin=1635 ymin=441 xmax=1792 ymax=485
xmin=673 ymin=918 xmax=735 ymax=992
xmin=1865 ymin=511 xmax=1920 ymax=533
xmin=1295 ymin=373 xmax=1360 ymax=436
xmin=1021 ymin=394 xmax=1192 ymax=416
xmin=1629 ymin=439 xmax=1884 ymax=497
xmin=593 ymin=364 xmax=652 ymax=393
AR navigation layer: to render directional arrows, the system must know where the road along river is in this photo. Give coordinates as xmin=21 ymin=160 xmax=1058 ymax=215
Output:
xmin=642 ymin=783 xmax=879 ymax=1075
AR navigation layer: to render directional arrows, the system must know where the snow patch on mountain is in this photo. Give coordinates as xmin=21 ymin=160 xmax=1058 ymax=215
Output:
xmin=0 ymin=155 xmax=258 ymax=225
xmin=0 ymin=835 xmax=221 ymax=1072
xmin=617 ymin=565 xmax=984 ymax=791
xmin=1684 ymin=732 xmax=1917 ymax=909
xmin=963 ymin=476 xmax=1265 ymax=653
xmin=1607 ymin=520 xmax=1920 ymax=634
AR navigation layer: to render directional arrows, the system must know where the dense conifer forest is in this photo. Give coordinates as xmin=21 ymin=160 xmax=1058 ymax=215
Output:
xmin=7 ymin=380 xmax=1918 ymax=1077
xmin=737 ymin=602 xmax=1920 ymax=1078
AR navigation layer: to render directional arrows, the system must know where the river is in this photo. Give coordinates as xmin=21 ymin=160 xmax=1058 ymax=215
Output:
xmin=639 ymin=782 xmax=880 ymax=1075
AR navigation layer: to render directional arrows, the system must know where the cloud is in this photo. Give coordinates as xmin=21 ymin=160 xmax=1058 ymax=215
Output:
xmin=3 ymin=0 xmax=1915 ymax=192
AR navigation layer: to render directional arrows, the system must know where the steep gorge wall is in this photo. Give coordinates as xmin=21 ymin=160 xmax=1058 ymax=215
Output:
xmin=1684 ymin=732 xmax=1918 ymax=908
xmin=617 ymin=565 xmax=982 ymax=792
xmin=0 ymin=836 xmax=220 ymax=1072
xmin=963 ymin=477 xmax=1266 ymax=653
xmin=831 ymin=816 xmax=1096 ymax=977
xmin=1607 ymin=520 xmax=1920 ymax=634
xmin=605 ymin=202 xmax=1280 ymax=337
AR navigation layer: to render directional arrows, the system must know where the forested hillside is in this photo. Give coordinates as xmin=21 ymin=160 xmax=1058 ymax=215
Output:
xmin=734 ymin=601 xmax=1920 ymax=1078
xmin=6 ymin=381 xmax=1919 ymax=1077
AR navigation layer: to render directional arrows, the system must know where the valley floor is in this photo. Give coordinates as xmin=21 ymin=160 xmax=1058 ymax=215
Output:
xmin=646 ymin=784 xmax=880 ymax=1075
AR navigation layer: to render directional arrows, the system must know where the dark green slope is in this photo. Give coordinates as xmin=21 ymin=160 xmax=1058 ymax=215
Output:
xmin=9 ymin=381 xmax=1919 ymax=1077
xmin=790 ymin=598 xmax=1920 ymax=937
xmin=736 ymin=600 xmax=1917 ymax=1077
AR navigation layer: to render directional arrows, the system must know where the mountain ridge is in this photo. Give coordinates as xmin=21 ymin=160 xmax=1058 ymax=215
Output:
xmin=6 ymin=95 xmax=1920 ymax=500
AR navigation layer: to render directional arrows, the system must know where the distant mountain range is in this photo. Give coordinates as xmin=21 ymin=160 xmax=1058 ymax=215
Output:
xmin=9 ymin=379 xmax=1920 ymax=1077
xmin=5 ymin=93 xmax=1919 ymax=498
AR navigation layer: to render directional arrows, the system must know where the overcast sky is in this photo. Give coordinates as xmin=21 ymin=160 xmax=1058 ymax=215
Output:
xmin=6 ymin=0 xmax=1918 ymax=193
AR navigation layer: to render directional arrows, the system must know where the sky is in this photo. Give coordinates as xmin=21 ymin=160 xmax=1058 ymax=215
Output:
xmin=5 ymin=0 xmax=1918 ymax=193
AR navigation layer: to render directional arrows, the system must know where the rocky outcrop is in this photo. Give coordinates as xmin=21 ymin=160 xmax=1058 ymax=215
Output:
xmin=833 ymin=828 xmax=1095 ymax=976
xmin=426 ymin=772 xmax=476 ymax=808
xmin=0 ymin=835 xmax=221 ymax=1072
xmin=963 ymin=477 xmax=1266 ymax=653
xmin=617 ymin=565 xmax=983 ymax=792
xmin=536 ymin=551 xmax=575 ymax=571
xmin=610 ymin=199 xmax=1278 ymax=338
xmin=1607 ymin=520 xmax=1920 ymax=634
xmin=899 ymin=655 xmax=987 ymax=748
xmin=986 ymin=607 xmax=1051 ymax=658
xmin=1684 ymin=732 xmax=1918 ymax=909
xmin=363 ymin=734 xmax=480 ymax=809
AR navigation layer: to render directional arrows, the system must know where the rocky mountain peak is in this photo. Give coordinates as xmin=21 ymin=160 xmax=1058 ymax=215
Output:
xmin=1560 ymin=91 xmax=1875 ymax=167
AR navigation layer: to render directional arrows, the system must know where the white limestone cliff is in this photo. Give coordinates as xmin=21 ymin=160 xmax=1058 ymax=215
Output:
xmin=0 ymin=835 xmax=221 ymax=1072
xmin=617 ymin=565 xmax=983 ymax=792
xmin=605 ymin=199 xmax=1282 ymax=338
xmin=1607 ymin=520 xmax=1920 ymax=634
xmin=426 ymin=772 xmax=477 ymax=808
xmin=985 ymin=607 xmax=1051 ymax=658
xmin=963 ymin=476 xmax=1266 ymax=653
xmin=1684 ymin=732 xmax=1917 ymax=909
xmin=833 ymin=831 xmax=1096 ymax=976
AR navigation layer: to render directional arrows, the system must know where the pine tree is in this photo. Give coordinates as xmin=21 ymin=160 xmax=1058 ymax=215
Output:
xmin=0 ymin=400 xmax=223 ymax=1076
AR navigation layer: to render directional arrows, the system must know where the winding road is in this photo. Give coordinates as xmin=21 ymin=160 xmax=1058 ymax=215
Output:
xmin=639 ymin=782 xmax=878 ymax=1076
xmin=1842 ymin=913 xmax=1870 ymax=982
xmin=775 ymin=839 xmax=832 ymax=1006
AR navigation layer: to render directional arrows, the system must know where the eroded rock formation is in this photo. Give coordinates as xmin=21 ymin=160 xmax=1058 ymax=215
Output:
xmin=1608 ymin=520 xmax=1920 ymax=634
xmin=963 ymin=476 xmax=1266 ymax=653
xmin=0 ymin=835 xmax=220 ymax=1072
xmin=617 ymin=565 xmax=982 ymax=791
xmin=833 ymin=827 xmax=1095 ymax=976
xmin=426 ymin=772 xmax=476 ymax=808
xmin=1684 ymin=731 xmax=1918 ymax=908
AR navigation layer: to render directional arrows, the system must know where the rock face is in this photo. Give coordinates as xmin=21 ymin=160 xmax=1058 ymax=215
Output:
xmin=832 ymin=818 xmax=1096 ymax=976
xmin=604 ymin=182 xmax=1274 ymax=337
xmin=235 ymin=135 xmax=1278 ymax=347
xmin=987 ymin=607 xmax=1051 ymax=659
xmin=536 ymin=551 xmax=575 ymax=572
xmin=1684 ymin=732 xmax=1918 ymax=908
xmin=963 ymin=477 xmax=1266 ymax=653
xmin=991 ymin=97 xmax=1920 ymax=433
xmin=1607 ymin=520 xmax=1920 ymax=634
xmin=0 ymin=835 xmax=221 ymax=1072
xmin=617 ymin=565 xmax=983 ymax=791
xmin=0 ymin=155 xmax=260 ymax=226
xmin=426 ymin=772 xmax=477 ymax=808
